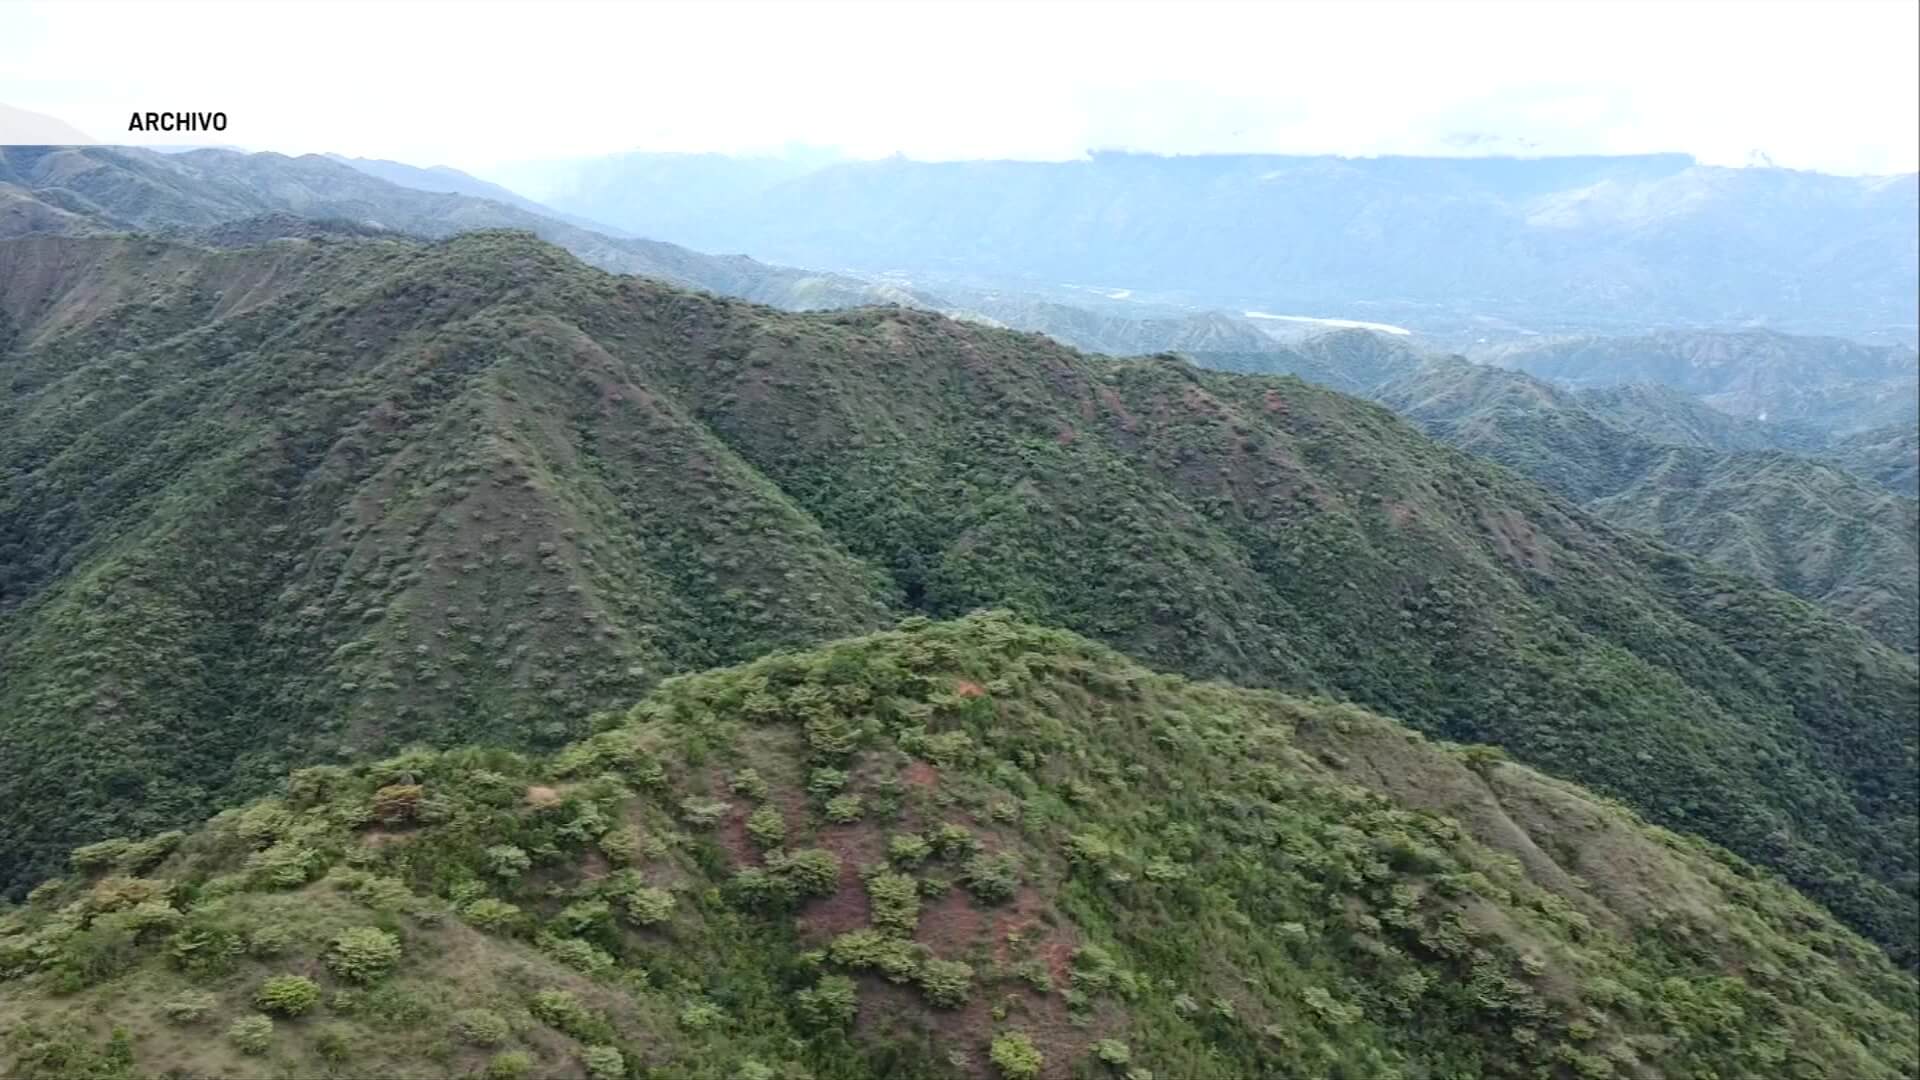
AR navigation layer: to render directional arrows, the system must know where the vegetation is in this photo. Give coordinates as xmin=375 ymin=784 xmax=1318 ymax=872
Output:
xmin=0 ymin=614 xmax=1912 ymax=1078
xmin=2 ymin=231 xmax=1915 ymax=973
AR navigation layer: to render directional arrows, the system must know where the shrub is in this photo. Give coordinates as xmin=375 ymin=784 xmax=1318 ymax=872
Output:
xmin=735 ymin=1061 xmax=776 ymax=1080
xmin=917 ymin=958 xmax=974 ymax=1007
xmin=775 ymin=848 xmax=841 ymax=898
xmin=247 ymin=842 xmax=318 ymax=888
xmin=679 ymin=1001 xmax=726 ymax=1031
xmin=530 ymin=988 xmax=609 ymax=1041
xmin=161 ymin=991 xmax=217 ymax=1023
xmin=795 ymin=973 xmax=858 ymax=1029
xmin=990 ymin=1032 xmax=1044 ymax=1079
xmin=227 ymin=1014 xmax=275 ymax=1055
xmin=486 ymin=1051 xmax=536 ymax=1080
xmin=255 ymin=974 xmax=321 ymax=1016
xmin=1093 ymin=1039 xmax=1132 ymax=1067
xmin=960 ymin=853 xmax=1020 ymax=903
xmin=823 ymin=794 xmax=864 ymax=824
xmin=453 ymin=1007 xmax=512 ymax=1047
xmin=623 ymin=886 xmax=676 ymax=927
xmin=730 ymin=769 xmax=770 ymax=800
xmin=313 ymin=1024 xmax=354 ymax=1064
xmin=806 ymin=767 xmax=848 ymax=797
xmin=867 ymin=872 xmax=921 ymax=934
xmin=371 ymin=784 xmax=423 ymax=823
xmin=70 ymin=838 xmax=132 ymax=873
xmin=746 ymin=806 xmax=786 ymax=848
xmin=247 ymin=924 xmax=294 ymax=957
xmin=326 ymin=927 xmax=402 ymax=983
xmin=888 ymin=833 xmax=932 ymax=866
xmin=583 ymin=1045 xmax=625 ymax=1080
xmin=829 ymin=929 xmax=920 ymax=982
xmin=679 ymin=796 xmax=730 ymax=828
xmin=597 ymin=826 xmax=643 ymax=864
xmin=463 ymin=897 xmax=525 ymax=932
xmin=539 ymin=934 xmax=616 ymax=974
xmin=933 ymin=824 xmax=978 ymax=858
xmin=485 ymin=845 xmax=531 ymax=878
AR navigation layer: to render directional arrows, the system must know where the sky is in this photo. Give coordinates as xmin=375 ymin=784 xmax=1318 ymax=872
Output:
xmin=1 ymin=0 xmax=1916 ymax=177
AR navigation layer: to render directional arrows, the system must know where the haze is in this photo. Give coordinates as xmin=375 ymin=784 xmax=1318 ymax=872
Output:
xmin=1 ymin=0 xmax=1915 ymax=177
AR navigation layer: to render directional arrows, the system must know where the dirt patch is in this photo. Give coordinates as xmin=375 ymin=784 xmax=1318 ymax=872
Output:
xmin=953 ymin=680 xmax=986 ymax=699
xmin=795 ymin=824 xmax=885 ymax=942
xmin=902 ymin=760 xmax=940 ymax=791
xmin=524 ymin=785 xmax=562 ymax=808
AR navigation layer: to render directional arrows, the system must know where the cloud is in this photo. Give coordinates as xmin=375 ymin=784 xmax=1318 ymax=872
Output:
xmin=0 ymin=0 xmax=1912 ymax=174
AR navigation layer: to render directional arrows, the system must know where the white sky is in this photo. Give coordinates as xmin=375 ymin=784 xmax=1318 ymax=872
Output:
xmin=2 ymin=0 xmax=1915 ymax=176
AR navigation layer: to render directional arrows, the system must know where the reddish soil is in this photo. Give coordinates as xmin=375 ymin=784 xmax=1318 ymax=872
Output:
xmin=902 ymin=760 xmax=940 ymax=791
xmin=794 ymin=823 xmax=885 ymax=942
xmin=953 ymin=680 xmax=986 ymax=698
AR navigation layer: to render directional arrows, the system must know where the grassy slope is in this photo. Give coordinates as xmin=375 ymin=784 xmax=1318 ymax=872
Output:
xmin=2 ymin=615 xmax=1915 ymax=1080
xmin=1 ymin=232 xmax=1915 ymax=969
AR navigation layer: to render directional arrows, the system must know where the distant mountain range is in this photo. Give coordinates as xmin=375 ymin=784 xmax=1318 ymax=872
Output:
xmin=1477 ymin=330 xmax=1920 ymax=433
xmin=498 ymin=150 xmax=1920 ymax=344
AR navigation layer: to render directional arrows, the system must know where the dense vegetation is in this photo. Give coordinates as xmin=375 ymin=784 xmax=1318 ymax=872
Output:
xmin=3 ymin=614 xmax=1915 ymax=1079
xmin=3 ymin=231 xmax=1915 ymax=974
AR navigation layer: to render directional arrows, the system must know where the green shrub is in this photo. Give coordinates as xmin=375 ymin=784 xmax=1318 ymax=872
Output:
xmin=888 ymin=833 xmax=932 ymax=866
xmin=746 ymin=805 xmax=786 ymax=848
xmin=867 ymin=872 xmax=921 ymax=933
xmin=485 ymin=1051 xmax=535 ymax=1080
xmin=795 ymin=973 xmax=859 ymax=1029
xmin=583 ymin=1045 xmax=625 ymax=1080
xmin=806 ymin=767 xmax=848 ymax=796
xmin=452 ymin=1008 xmax=512 ymax=1047
xmin=226 ymin=1013 xmax=275 ymax=1055
xmin=829 ymin=929 xmax=920 ymax=982
xmin=539 ymin=934 xmax=616 ymax=974
xmin=485 ymin=844 xmax=531 ymax=878
xmin=246 ymin=924 xmax=294 ymax=957
xmin=247 ymin=842 xmax=318 ymax=888
xmin=933 ymin=824 xmax=978 ymax=858
xmin=679 ymin=1001 xmax=726 ymax=1031
xmin=530 ymin=988 xmax=610 ymax=1042
xmin=313 ymin=1024 xmax=354 ymax=1064
xmin=960 ymin=853 xmax=1020 ymax=903
xmin=160 ymin=991 xmax=217 ymax=1023
xmin=597 ymin=826 xmax=643 ymax=865
xmin=990 ymin=1032 xmax=1044 ymax=1079
xmin=917 ymin=958 xmax=974 ymax=1007
xmin=730 ymin=768 xmax=770 ymax=800
xmin=1093 ymin=1039 xmax=1131 ymax=1067
xmin=623 ymin=886 xmax=676 ymax=927
xmin=462 ymin=897 xmax=525 ymax=932
xmin=254 ymin=974 xmax=321 ymax=1016
xmin=767 ymin=848 xmax=841 ymax=899
xmin=823 ymin=794 xmax=864 ymax=823
xmin=326 ymin=927 xmax=402 ymax=983
xmin=679 ymin=795 xmax=730 ymax=828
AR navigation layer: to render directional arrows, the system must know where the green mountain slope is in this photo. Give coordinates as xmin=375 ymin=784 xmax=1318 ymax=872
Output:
xmin=2 ymin=231 xmax=1915 ymax=968
xmin=1197 ymin=340 xmax=1920 ymax=652
xmin=3 ymin=615 xmax=1915 ymax=1079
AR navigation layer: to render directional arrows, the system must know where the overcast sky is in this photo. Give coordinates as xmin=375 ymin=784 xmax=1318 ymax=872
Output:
xmin=2 ymin=0 xmax=1915 ymax=177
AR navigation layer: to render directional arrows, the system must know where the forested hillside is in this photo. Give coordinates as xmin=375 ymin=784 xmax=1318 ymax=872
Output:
xmin=2 ymin=230 xmax=1914 ymax=969
xmin=1200 ymin=339 xmax=1920 ymax=653
xmin=2 ymin=615 xmax=1915 ymax=1079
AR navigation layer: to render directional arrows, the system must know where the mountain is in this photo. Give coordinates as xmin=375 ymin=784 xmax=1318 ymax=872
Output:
xmin=0 ymin=145 xmax=920 ymax=311
xmin=1822 ymin=425 xmax=1920 ymax=499
xmin=510 ymin=151 xmax=1920 ymax=342
xmin=325 ymin=154 xmax=633 ymax=236
xmin=1479 ymin=330 xmax=1920 ymax=434
xmin=2 ymin=230 xmax=1914 ymax=969
xmin=1 ymin=614 xmax=1915 ymax=1079
xmin=1198 ymin=339 xmax=1919 ymax=652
